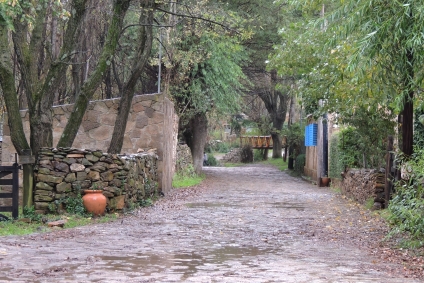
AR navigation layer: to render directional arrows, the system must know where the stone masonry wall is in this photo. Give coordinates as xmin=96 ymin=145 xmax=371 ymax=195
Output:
xmin=341 ymin=169 xmax=385 ymax=209
xmin=176 ymin=144 xmax=193 ymax=172
xmin=34 ymin=147 xmax=158 ymax=214
xmin=1 ymin=93 xmax=177 ymax=193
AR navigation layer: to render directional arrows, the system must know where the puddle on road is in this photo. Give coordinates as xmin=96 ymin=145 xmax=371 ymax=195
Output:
xmin=185 ymin=202 xmax=241 ymax=208
xmin=186 ymin=201 xmax=305 ymax=211
xmin=92 ymin=245 xmax=274 ymax=279
xmin=268 ymin=202 xmax=305 ymax=211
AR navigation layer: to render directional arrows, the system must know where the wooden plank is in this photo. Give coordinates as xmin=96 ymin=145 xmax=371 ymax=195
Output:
xmin=12 ymin=164 xmax=19 ymax=219
xmin=0 ymin=179 xmax=13 ymax=185
xmin=385 ymin=136 xmax=394 ymax=209
xmin=0 ymin=206 xmax=13 ymax=212
xmin=0 ymin=193 xmax=13 ymax=198
xmin=0 ymin=171 xmax=13 ymax=178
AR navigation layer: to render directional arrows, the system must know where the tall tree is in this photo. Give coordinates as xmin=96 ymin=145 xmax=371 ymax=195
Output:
xmin=289 ymin=0 xmax=424 ymax=156
xmin=161 ymin=0 xmax=247 ymax=173
xmin=108 ymin=0 xmax=155 ymax=153
xmin=0 ymin=0 xmax=133 ymax=159
xmin=225 ymin=0 xmax=289 ymax=158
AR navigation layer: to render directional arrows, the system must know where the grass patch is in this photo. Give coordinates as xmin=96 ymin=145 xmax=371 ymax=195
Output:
xmin=365 ymin=197 xmax=375 ymax=210
xmin=0 ymin=213 xmax=119 ymax=236
xmin=223 ymin=162 xmax=243 ymax=167
xmin=260 ymin=158 xmax=288 ymax=171
xmin=330 ymin=185 xmax=342 ymax=194
xmin=172 ymin=174 xmax=204 ymax=188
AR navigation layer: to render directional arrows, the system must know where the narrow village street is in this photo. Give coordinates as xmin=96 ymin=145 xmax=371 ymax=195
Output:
xmin=0 ymin=164 xmax=420 ymax=282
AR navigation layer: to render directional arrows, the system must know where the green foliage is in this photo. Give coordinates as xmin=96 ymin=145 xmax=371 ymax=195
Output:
xmin=214 ymin=142 xmax=230 ymax=153
xmin=22 ymin=206 xmax=41 ymax=222
xmin=294 ymin=154 xmax=305 ymax=175
xmin=387 ymin=148 xmax=424 ymax=247
xmin=59 ymin=194 xmax=86 ymax=216
xmin=240 ymin=144 xmax=253 ymax=163
xmin=329 ymin=132 xmax=345 ymax=179
xmin=261 ymin=158 xmax=288 ymax=171
xmin=204 ymin=154 xmax=218 ymax=166
xmin=282 ymin=123 xmax=304 ymax=158
xmin=414 ymin=108 xmax=424 ymax=150
xmin=173 ymin=164 xmax=204 ymax=188
xmin=253 ymin=149 xmax=265 ymax=162
xmin=335 ymin=121 xmax=390 ymax=170
xmin=170 ymin=8 xmax=247 ymax=123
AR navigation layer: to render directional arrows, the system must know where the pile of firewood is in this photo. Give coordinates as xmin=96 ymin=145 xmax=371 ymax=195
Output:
xmin=341 ymin=169 xmax=386 ymax=209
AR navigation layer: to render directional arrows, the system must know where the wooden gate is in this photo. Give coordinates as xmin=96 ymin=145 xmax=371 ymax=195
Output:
xmin=0 ymin=163 xmax=20 ymax=219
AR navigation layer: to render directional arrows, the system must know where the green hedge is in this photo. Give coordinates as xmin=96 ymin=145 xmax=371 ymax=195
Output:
xmin=329 ymin=132 xmax=345 ymax=179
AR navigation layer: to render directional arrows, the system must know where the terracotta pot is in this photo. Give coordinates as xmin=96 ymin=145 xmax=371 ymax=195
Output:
xmin=321 ymin=177 xmax=330 ymax=187
xmin=82 ymin=190 xmax=107 ymax=216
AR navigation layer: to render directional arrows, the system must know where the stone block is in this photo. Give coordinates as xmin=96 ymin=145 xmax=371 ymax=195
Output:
xmin=70 ymin=163 xmax=85 ymax=172
xmin=109 ymin=195 xmax=125 ymax=210
xmin=76 ymin=171 xmax=87 ymax=181
xmin=35 ymin=194 xmax=54 ymax=202
xmin=88 ymin=170 xmax=101 ymax=181
xmin=101 ymin=170 xmax=114 ymax=182
xmin=65 ymin=173 xmax=77 ymax=182
xmin=72 ymin=180 xmax=91 ymax=190
xmin=57 ymin=182 xmax=72 ymax=193
xmin=89 ymin=125 xmax=113 ymax=141
xmin=85 ymin=154 xmax=100 ymax=163
xmin=36 ymin=182 xmax=54 ymax=191
xmin=67 ymin=153 xmax=85 ymax=158
xmin=35 ymin=202 xmax=50 ymax=210
xmin=37 ymin=174 xmax=63 ymax=184
xmin=62 ymin=157 xmax=76 ymax=164
xmin=38 ymin=167 xmax=51 ymax=175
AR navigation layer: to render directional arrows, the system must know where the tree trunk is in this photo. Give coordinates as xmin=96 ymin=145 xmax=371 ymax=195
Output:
xmin=184 ymin=113 xmax=208 ymax=175
xmin=401 ymin=47 xmax=414 ymax=157
xmin=288 ymin=147 xmax=294 ymax=169
xmin=108 ymin=0 xmax=154 ymax=154
xmin=58 ymin=0 xmax=131 ymax=148
xmin=271 ymin=132 xmax=282 ymax=158
xmin=0 ymin=25 xmax=30 ymax=154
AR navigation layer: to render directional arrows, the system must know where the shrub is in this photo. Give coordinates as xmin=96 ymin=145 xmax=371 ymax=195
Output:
xmin=387 ymin=148 xmax=424 ymax=247
xmin=294 ymin=154 xmax=305 ymax=175
xmin=329 ymin=132 xmax=345 ymax=179
xmin=205 ymin=154 xmax=218 ymax=166
xmin=253 ymin=149 xmax=265 ymax=161
xmin=240 ymin=145 xmax=253 ymax=163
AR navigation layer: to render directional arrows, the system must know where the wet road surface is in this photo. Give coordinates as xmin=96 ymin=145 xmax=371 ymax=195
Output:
xmin=0 ymin=165 xmax=419 ymax=282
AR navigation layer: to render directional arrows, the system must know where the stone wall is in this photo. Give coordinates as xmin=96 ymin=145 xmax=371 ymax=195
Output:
xmin=340 ymin=169 xmax=385 ymax=209
xmin=34 ymin=147 xmax=158 ymax=214
xmin=1 ymin=93 xmax=177 ymax=193
xmin=175 ymin=144 xmax=193 ymax=172
xmin=221 ymin=148 xmax=242 ymax=163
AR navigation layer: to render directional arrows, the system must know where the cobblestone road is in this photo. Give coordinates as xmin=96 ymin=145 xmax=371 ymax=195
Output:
xmin=0 ymin=165 xmax=419 ymax=282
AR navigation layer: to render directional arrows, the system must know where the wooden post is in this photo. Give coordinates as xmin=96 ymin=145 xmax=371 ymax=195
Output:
xmin=20 ymin=150 xmax=35 ymax=208
xmin=12 ymin=163 xmax=19 ymax=219
xmin=22 ymin=164 xmax=34 ymax=208
xmin=384 ymin=136 xmax=394 ymax=208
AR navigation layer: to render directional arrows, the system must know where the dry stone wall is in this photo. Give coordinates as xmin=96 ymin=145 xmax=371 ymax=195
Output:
xmin=340 ymin=169 xmax=385 ymax=209
xmin=221 ymin=148 xmax=242 ymax=163
xmin=34 ymin=147 xmax=158 ymax=214
xmin=1 ymin=93 xmax=177 ymax=193
xmin=175 ymin=144 xmax=193 ymax=172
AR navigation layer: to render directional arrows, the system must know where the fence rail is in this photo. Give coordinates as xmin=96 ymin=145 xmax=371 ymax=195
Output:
xmin=240 ymin=136 xmax=287 ymax=149
xmin=0 ymin=163 xmax=20 ymax=219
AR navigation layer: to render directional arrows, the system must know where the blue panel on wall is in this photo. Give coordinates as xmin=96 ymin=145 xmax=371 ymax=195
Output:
xmin=304 ymin=123 xmax=317 ymax=146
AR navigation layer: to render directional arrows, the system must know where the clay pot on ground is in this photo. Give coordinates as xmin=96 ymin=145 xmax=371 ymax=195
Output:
xmin=321 ymin=177 xmax=331 ymax=187
xmin=82 ymin=190 xmax=107 ymax=216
